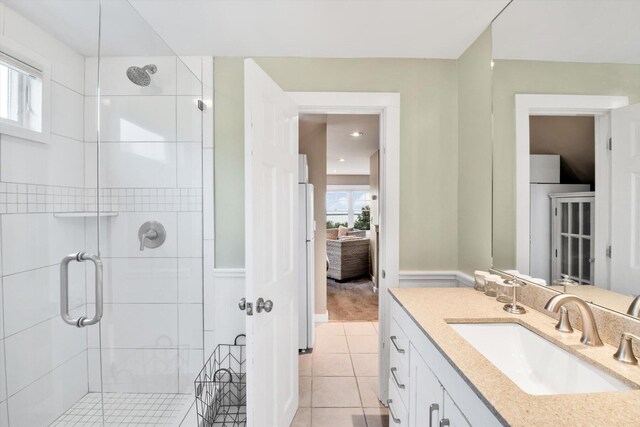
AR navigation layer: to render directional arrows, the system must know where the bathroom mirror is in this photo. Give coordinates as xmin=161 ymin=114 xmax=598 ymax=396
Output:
xmin=490 ymin=0 xmax=640 ymax=318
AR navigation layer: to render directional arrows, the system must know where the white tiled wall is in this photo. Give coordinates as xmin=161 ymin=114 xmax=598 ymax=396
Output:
xmin=0 ymin=5 xmax=89 ymax=426
xmin=0 ymin=4 xmax=213 ymax=425
xmin=83 ymin=55 xmax=207 ymax=396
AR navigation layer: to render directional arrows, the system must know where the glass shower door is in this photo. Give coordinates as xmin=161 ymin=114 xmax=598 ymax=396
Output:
xmin=0 ymin=0 xmax=105 ymax=425
xmin=92 ymin=1 xmax=205 ymax=425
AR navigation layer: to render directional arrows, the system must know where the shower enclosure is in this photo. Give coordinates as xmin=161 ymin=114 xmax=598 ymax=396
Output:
xmin=0 ymin=0 xmax=209 ymax=425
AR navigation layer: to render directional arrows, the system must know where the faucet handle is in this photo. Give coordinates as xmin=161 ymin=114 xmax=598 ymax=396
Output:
xmin=555 ymin=306 xmax=574 ymax=333
xmin=614 ymin=333 xmax=640 ymax=365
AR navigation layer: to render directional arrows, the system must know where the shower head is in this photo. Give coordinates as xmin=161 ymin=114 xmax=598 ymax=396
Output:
xmin=126 ymin=64 xmax=157 ymax=86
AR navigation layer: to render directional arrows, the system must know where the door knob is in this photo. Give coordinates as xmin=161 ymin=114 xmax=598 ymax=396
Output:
xmin=256 ymin=297 xmax=273 ymax=313
xmin=238 ymin=298 xmax=246 ymax=310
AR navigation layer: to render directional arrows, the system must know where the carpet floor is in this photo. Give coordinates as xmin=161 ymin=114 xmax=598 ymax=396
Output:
xmin=327 ymin=276 xmax=379 ymax=321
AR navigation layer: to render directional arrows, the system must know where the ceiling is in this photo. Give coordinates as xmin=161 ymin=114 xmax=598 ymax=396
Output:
xmin=325 ymin=114 xmax=380 ymax=176
xmin=5 ymin=1 xmax=636 ymax=64
xmin=493 ymin=0 xmax=640 ymax=64
xmin=3 ymin=0 xmax=509 ymax=59
xmin=2 ymin=0 xmax=175 ymax=56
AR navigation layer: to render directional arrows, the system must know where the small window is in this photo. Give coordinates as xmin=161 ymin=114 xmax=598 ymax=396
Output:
xmin=0 ymin=52 xmax=43 ymax=132
xmin=0 ymin=36 xmax=50 ymax=143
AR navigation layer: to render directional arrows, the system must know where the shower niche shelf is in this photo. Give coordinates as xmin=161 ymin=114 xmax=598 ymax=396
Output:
xmin=54 ymin=212 xmax=119 ymax=218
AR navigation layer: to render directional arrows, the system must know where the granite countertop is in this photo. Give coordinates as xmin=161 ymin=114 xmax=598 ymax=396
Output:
xmin=389 ymin=287 xmax=640 ymax=427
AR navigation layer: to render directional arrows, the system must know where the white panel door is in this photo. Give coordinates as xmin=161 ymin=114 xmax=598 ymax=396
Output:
xmin=244 ymin=59 xmax=299 ymax=427
xmin=611 ymin=103 xmax=640 ymax=295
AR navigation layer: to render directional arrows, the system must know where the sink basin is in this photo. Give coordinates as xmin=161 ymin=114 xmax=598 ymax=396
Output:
xmin=449 ymin=322 xmax=632 ymax=395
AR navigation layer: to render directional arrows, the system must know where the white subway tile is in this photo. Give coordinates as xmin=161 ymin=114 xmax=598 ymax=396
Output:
xmin=0 ymin=400 xmax=7 ymax=427
xmin=89 ymin=303 xmax=177 ymax=349
xmin=90 ymin=348 xmax=178 ymax=393
xmin=51 ymin=82 xmax=84 ymax=141
xmin=84 ymin=142 xmax=177 ymax=188
xmin=179 ymin=348 xmax=204 ymax=393
xmin=8 ymin=351 xmax=87 ymax=427
xmin=1 ymin=213 xmax=85 ymax=275
xmin=177 ymin=96 xmax=202 ymax=142
xmin=89 ymin=258 xmax=178 ymax=304
xmin=85 ymin=212 xmax=177 ymax=258
xmin=202 ymin=57 xmax=214 ymax=149
xmin=1 ymin=134 xmax=84 ymax=187
xmin=4 ymin=311 xmax=87 ymax=395
xmin=178 ymin=258 xmax=203 ymax=304
xmin=0 ymin=344 xmax=6 ymax=403
xmin=84 ymin=96 xmax=176 ymax=142
xmin=178 ymin=212 xmax=202 ymax=257
xmin=177 ymin=57 xmax=202 ymax=96
xmin=177 ymin=143 xmax=202 ymax=188
xmin=3 ymin=265 xmax=84 ymax=336
xmin=203 ymin=148 xmax=214 ymax=239
xmin=179 ymin=304 xmax=203 ymax=349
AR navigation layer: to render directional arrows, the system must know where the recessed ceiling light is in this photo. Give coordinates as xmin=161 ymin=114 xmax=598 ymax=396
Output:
xmin=333 ymin=170 xmax=337 ymax=173
xmin=339 ymin=158 xmax=345 ymax=162
xmin=350 ymin=131 xmax=364 ymax=137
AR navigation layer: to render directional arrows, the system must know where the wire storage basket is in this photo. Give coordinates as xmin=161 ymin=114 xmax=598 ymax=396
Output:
xmin=195 ymin=334 xmax=247 ymax=427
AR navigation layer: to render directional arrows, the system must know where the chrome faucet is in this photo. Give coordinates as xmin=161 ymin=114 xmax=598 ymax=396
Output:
xmin=627 ymin=295 xmax=640 ymax=318
xmin=613 ymin=333 xmax=640 ymax=364
xmin=544 ymin=294 xmax=603 ymax=346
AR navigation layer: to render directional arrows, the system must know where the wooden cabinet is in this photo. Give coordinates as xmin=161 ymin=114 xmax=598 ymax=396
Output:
xmin=389 ymin=298 xmax=501 ymax=427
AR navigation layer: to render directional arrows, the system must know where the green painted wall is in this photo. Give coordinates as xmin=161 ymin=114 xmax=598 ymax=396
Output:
xmin=214 ymin=57 xmax=460 ymax=270
xmin=457 ymin=27 xmax=493 ymax=275
xmin=491 ymin=60 xmax=640 ymax=269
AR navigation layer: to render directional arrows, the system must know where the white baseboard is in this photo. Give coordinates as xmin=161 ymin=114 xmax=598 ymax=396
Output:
xmin=314 ymin=311 xmax=329 ymax=323
xmin=399 ymin=270 xmax=474 ymax=288
xmin=456 ymin=272 xmax=474 ymax=287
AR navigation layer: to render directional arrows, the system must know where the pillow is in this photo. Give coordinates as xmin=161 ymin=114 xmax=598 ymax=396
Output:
xmin=338 ymin=225 xmax=349 ymax=238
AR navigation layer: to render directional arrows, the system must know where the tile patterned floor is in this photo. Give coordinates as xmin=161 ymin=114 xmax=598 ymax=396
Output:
xmin=50 ymin=392 xmax=193 ymax=426
xmin=291 ymin=321 xmax=388 ymax=427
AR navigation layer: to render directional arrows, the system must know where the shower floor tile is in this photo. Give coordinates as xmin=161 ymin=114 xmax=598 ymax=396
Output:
xmin=50 ymin=392 xmax=194 ymax=426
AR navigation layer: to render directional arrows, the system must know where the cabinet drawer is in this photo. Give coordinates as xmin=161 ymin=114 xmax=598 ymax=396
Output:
xmin=388 ymin=381 xmax=409 ymax=427
xmin=390 ymin=317 xmax=409 ymax=368
xmin=389 ymin=364 xmax=409 ymax=408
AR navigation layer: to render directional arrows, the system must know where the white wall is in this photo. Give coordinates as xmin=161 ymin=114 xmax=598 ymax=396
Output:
xmin=0 ymin=3 xmax=88 ymax=426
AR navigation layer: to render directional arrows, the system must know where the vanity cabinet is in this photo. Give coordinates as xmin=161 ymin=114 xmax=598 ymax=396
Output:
xmin=407 ymin=344 xmax=470 ymax=427
xmin=389 ymin=298 xmax=502 ymax=427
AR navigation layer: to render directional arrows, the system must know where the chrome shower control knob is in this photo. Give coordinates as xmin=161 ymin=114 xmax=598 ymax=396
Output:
xmin=256 ymin=297 xmax=274 ymax=313
xmin=138 ymin=221 xmax=166 ymax=251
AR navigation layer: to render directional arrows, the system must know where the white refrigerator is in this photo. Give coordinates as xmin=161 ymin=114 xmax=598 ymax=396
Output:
xmin=299 ymin=182 xmax=315 ymax=351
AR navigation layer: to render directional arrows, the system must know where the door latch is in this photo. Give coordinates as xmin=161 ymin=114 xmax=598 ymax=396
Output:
xmin=239 ymin=298 xmax=253 ymax=316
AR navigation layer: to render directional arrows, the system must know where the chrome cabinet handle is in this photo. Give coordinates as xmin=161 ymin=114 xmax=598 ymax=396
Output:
xmin=390 ymin=335 xmax=405 ymax=353
xmin=386 ymin=399 xmax=401 ymax=424
xmin=60 ymin=252 xmax=103 ymax=327
xmin=429 ymin=403 xmax=439 ymax=427
xmin=256 ymin=297 xmax=273 ymax=313
xmin=390 ymin=367 xmax=405 ymax=389
xmin=440 ymin=419 xmax=450 ymax=427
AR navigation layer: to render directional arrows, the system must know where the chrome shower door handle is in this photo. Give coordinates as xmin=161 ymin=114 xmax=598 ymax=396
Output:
xmin=60 ymin=252 xmax=103 ymax=327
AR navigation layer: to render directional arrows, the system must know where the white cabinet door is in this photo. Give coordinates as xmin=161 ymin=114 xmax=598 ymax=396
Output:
xmin=409 ymin=343 xmax=443 ymax=427
xmin=442 ymin=390 xmax=471 ymax=427
xmin=244 ymin=58 xmax=299 ymax=427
